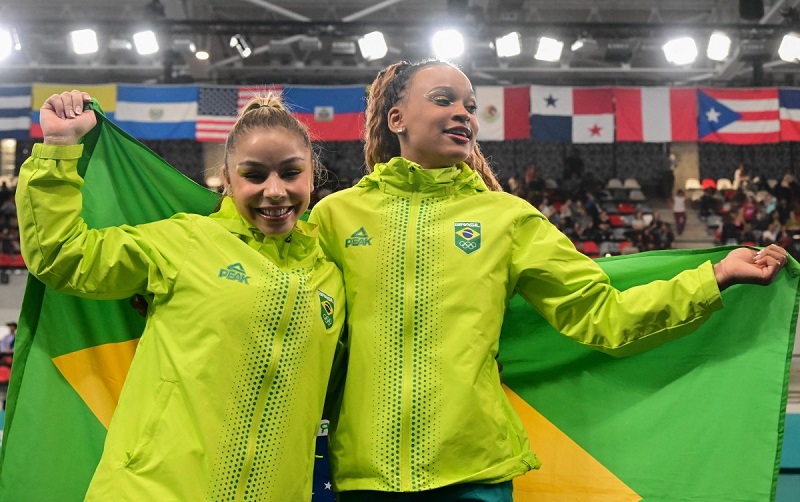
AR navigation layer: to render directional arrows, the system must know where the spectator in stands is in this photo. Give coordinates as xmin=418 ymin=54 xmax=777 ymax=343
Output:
xmin=761 ymin=210 xmax=785 ymax=246
xmin=308 ymin=59 xmax=790 ymax=502
xmin=16 ymin=90 xmax=345 ymax=500
xmin=0 ymin=321 xmax=16 ymax=353
xmin=733 ymin=163 xmax=748 ymax=191
xmin=699 ymin=188 xmax=718 ymax=220
xmin=0 ymin=193 xmax=16 ymax=229
xmin=671 ymin=189 xmax=687 ymax=236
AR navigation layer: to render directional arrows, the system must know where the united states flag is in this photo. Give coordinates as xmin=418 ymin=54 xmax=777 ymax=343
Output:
xmin=196 ymin=85 xmax=282 ymax=142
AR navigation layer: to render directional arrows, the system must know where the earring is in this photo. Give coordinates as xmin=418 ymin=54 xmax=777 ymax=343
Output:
xmin=396 ymin=127 xmax=405 ymax=134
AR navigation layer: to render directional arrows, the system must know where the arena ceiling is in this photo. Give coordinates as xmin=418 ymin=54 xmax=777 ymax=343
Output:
xmin=3 ymin=0 xmax=800 ymax=87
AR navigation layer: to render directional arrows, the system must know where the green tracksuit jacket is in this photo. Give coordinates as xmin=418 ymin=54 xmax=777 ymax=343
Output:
xmin=17 ymin=143 xmax=345 ymax=501
xmin=309 ymin=157 xmax=723 ymax=493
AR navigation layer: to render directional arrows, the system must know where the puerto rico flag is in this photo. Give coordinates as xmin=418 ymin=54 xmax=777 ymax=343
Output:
xmin=475 ymin=86 xmax=530 ymax=141
xmin=698 ymin=88 xmax=780 ymax=144
xmin=282 ymin=86 xmax=366 ymax=141
xmin=614 ymin=87 xmax=697 ymax=142
xmin=530 ymin=86 xmax=614 ymax=143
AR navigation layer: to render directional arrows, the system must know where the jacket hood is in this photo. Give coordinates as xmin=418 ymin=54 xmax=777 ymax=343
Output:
xmin=357 ymin=157 xmax=488 ymax=196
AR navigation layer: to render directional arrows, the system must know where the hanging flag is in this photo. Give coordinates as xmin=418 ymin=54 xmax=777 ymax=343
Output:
xmin=530 ymin=86 xmax=614 ymax=143
xmin=115 ymin=84 xmax=198 ymax=140
xmin=475 ymin=86 xmax=531 ymax=141
xmin=30 ymin=84 xmax=117 ymax=138
xmin=196 ymin=85 xmax=283 ymax=142
xmin=698 ymin=88 xmax=780 ymax=144
xmin=779 ymin=88 xmax=800 ymax=142
xmin=282 ymin=86 xmax=366 ymax=141
xmin=614 ymin=87 xmax=697 ymax=142
xmin=501 ymin=248 xmax=798 ymax=501
xmin=0 ymin=85 xmax=31 ymax=139
xmin=0 ymin=101 xmax=221 ymax=500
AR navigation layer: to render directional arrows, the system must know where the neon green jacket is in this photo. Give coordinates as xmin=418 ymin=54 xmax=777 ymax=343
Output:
xmin=309 ymin=157 xmax=723 ymax=493
xmin=17 ymin=144 xmax=345 ymax=501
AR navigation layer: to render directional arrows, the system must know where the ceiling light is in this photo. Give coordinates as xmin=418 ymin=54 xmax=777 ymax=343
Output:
xmin=495 ymin=32 xmax=521 ymax=58
xmin=230 ymin=34 xmax=252 ymax=58
xmin=133 ymin=30 xmax=159 ymax=55
xmin=663 ymin=36 xmax=697 ymax=65
xmin=0 ymin=28 xmax=12 ymax=60
xmin=706 ymin=31 xmax=731 ymax=61
xmin=358 ymin=31 xmax=388 ymax=61
xmin=432 ymin=29 xmax=464 ymax=59
xmin=778 ymin=32 xmax=800 ymax=62
xmin=70 ymin=29 xmax=99 ymax=55
xmin=195 ymin=50 xmax=209 ymax=61
xmin=535 ymin=36 xmax=563 ymax=62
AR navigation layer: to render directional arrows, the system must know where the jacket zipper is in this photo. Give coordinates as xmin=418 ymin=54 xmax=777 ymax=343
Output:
xmin=400 ymin=190 xmax=421 ymax=490
xmin=235 ymin=272 xmax=300 ymax=498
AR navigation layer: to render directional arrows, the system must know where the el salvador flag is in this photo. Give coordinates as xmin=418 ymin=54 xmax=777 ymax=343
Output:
xmin=115 ymin=85 xmax=198 ymax=140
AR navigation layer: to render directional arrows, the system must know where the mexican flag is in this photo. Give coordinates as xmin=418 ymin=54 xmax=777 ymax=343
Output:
xmin=0 ymin=101 xmax=797 ymax=501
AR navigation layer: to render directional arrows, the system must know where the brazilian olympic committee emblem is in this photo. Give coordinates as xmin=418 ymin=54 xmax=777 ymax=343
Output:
xmin=454 ymin=222 xmax=481 ymax=255
xmin=318 ymin=290 xmax=335 ymax=329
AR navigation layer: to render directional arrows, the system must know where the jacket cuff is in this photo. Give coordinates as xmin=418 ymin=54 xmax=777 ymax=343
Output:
xmin=32 ymin=143 xmax=84 ymax=160
xmin=698 ymin=260 xmax=724 ymax=312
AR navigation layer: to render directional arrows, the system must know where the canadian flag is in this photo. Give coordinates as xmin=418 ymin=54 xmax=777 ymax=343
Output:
xmin=614 ymin=87 xmax=697 ymax=142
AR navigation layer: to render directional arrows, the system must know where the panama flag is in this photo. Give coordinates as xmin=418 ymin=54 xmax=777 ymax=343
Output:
xmin=115 ymin=84 xmax=198 ymax=140
xmin=475 ymin=86 xmax=531 ymax=141
xmin=698 ymin=88 xmax=780 ymax=144
xmin=530 ymin=86 xmax=614 ymax=143
xmin=614 ymin=87 xmax=697 ymax=142
xmin=779 ymin=88 xmax=800 ymax=142
xmin=282 ymin=85 xmax=366 ymax=141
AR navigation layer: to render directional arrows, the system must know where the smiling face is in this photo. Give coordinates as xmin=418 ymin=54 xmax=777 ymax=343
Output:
xmin=224 ymin=126 xmax=313 ymax=237
xmin=388 ymin=64 xmax=479 ymax=169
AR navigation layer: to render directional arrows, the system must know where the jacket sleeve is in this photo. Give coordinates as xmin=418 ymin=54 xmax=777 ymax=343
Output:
xmin=16 ymin=143 xmax=180 ymax=300
xmin=510 ymin=210 xmax=723 ymax=357
xmin=308 ymin=200 xmax=341 ymax=268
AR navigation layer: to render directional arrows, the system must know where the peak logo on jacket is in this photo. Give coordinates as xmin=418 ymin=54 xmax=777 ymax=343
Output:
xmin=345 ymin=227 xmax=372 ymax=247
xmin=454 ymin=222 xmax=481 ymax=254
xmin=219 ymin=263 xmax=250 ymax=284
xmin=318 ymin=290 xmax=335 ymax=329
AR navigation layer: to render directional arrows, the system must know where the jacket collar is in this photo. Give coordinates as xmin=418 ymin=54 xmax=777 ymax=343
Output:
xmin=357 ymin=157 xmax=488 ymax=197
xmin=210 ymin=197 xmax=320 ymax=265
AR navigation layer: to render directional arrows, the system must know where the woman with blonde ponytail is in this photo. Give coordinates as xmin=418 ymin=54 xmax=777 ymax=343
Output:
xmin=16 ymin=90 xmax=345 ymax=500
xmin=310 ymin=60 xmax=787 ymax=501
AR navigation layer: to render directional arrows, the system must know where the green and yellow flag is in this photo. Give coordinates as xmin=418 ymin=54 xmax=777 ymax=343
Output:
xmin=0 ymin=101 xmax=219 ymax=500
xmin=502 ymin=249 xmax=799 ymax=501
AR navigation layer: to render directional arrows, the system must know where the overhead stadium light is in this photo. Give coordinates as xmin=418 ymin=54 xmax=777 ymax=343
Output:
xmin=358 ymin=31 xmax=388 ymax=61
xmin=133 ymin=30 xmax=159 ymax=55
xmin=0 ymin=28 xmax=12 ymax=60
xmin=70 ymin=29 xmax=99 ymax=55
xmin=535 ymin=36 xmax=563 ymax=62
xmin=230 ymin=34 xmax=251 ymax=58
xmin=495 ymin=32 xmax=521 ymax=58
xmin=432 ymin=29 xmax=464 ymax=59
xmin=778 ymin=32 xmax=800 ymax=62
xmin=706 ymin=31 xmax=731 ymax=61
xmin=663 ymin=36 xmax=697 ymax=65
